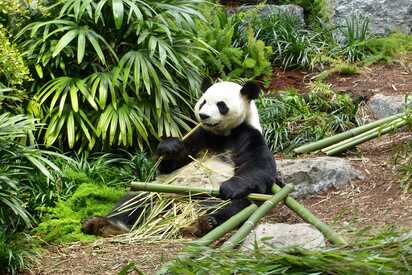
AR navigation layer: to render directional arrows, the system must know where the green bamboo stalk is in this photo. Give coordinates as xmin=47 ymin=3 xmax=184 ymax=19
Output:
xmin=130 ymin=181 xmax=274 ymax=202
xmin=221 ymin=184 xmax=294 ymax=249
xmin=191 ymin=204 xmax=258 ymax=246
xmin=293 ymin=113 xmax=404 ymax=154
xmin=157 ymin=204 xmax=258 ymax=275
xmin=272 ymin=184 xmax=347 ymax=245
xmin=321 ymin=117 xmax=405 ymax=153
xmin=325 ymin=118 xmax=407 ymax=156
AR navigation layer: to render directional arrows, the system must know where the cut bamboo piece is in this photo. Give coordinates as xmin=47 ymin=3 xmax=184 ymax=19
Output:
xmin=130 ymin=181 xmax=274 ymax=202
xmin=221 ymin=184 xmax=294 ymax=249
xmin=293 ymin=113 xmax=404 ymax=154
xmin=191 ymin=204 xmax=258 ymax=246
xmin=325 ymin=119 xmax=407 ymax=156
xmin=271 ymin=184 xmax=347 ymax=245
xmin=321 ymin=117 xmax=405 ymax=153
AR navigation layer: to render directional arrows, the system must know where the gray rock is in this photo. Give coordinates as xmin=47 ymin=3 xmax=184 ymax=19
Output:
xmin=229 ymin=4 xmax=305 ymax=26
xmin=368 ymin=94 xmax=412 ymax=119
xmin=242 ymin=223 xmax=326 ymax=251
xmin=326 ymin=0 xmax=412 ymax=36
xmin=277 ymin=157 xmax=362 ymax=197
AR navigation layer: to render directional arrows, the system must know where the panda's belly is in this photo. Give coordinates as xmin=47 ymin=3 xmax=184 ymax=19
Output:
xmin=156 ymin=151 xmax=235 ymax=190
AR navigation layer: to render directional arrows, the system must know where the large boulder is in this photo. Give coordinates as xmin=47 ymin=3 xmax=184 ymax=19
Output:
xmin=368 ymin=94 xmax=412 ymax=119
xmin=229 ymin=4 xmax=305 ymax=26
xmin=326 ymin=0 xmax=412 ymax=36
xmin=277 ymin=157 xmax=362 ymax=197
xmin=242 ymin=223 xmax=326 ymax=251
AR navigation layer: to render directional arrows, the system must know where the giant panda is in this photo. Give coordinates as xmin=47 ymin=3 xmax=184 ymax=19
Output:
xmin=81 ymin=81 xmax=279 ymax=237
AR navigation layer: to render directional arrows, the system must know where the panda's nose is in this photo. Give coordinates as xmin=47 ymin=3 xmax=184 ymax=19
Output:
xmin=199 ymin=113 xmax=210 ymax=120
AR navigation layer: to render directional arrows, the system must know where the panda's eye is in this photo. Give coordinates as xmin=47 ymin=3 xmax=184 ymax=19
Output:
xmin=217 ymin=101 xmax=229 ymax=115
xmin=199 ymin=100 xmax=206 ymax=109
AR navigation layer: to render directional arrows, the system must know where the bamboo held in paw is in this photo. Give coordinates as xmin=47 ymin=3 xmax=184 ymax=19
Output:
xmin=221 ymin=184 xmax=294 ymax=249
xmin=130 ymin=181 xmax=274 ymax=202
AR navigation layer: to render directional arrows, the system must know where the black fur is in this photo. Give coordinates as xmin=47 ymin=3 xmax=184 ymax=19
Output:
xmin=240 ymin=81 xmax=260 ymax=100
xmin=157 ymin=123 xmax=278 ymax=227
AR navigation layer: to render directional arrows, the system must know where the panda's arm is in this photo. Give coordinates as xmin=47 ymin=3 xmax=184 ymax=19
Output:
xmin=220 ymin=129 xmax=277 ymax=199
xmin=156 ymin=127 xmax=210 ymax=174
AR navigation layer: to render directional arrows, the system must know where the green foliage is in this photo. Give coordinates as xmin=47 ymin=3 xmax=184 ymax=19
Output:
xmin=0 ymin=229 xmax=38 ymax=275
xmin=197 ymin=8 xmax=272 ymax=80
xmin=257 ymin=82 xmax=359 ymax=153
xmin=18 ymin=0 xmax=208 ymax=151
xmin=314 ymin=61 xmax=360 ymax=81
xmin=364 ymin=33 xmax=412 ymax=65
xmin=33 ymin=183 xmax=125 ymax=243
xmin=334 ymin=15 xmax=371 ymax=63
xmin=246 ymin=11 xmax=326 ymax=69
xmin=168 ymin=230 xmax=412 ymax=274
xmin=0 ymin=25 xmax=30 ymax=88
xmin=280 ymin=0 xmax=330 ymax=25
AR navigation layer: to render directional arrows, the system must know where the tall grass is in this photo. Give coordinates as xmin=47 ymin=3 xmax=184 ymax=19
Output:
xmin=168 ymin=230 xmax=412 ymax=274
xmin=257 ymin=82 xmax=359 ymax=153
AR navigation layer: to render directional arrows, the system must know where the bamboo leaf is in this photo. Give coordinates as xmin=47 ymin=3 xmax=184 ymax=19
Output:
xmin=112 ymin=0 xmax=124 ymax=29
xmin=52 ymin=29 xmax=78 ymax=57
xmin=67 ymin=111 xmax=75 ymax=148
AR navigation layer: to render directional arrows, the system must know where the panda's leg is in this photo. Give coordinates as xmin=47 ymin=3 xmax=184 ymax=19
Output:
xmin=181 ymin=198 xmax=251 ymax=237
xmin=81 ymin=193 xmax=144 ymax=237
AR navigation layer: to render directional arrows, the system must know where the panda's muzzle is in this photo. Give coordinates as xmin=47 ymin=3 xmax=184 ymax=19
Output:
xmin=204 ymin=122 xmax=219 ymax=127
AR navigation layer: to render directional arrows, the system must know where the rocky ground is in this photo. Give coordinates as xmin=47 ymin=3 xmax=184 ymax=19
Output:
xmin=26 ymin=56 xmax=412 ymax=275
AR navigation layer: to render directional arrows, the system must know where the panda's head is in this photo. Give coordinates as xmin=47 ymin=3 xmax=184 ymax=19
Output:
xmin=194 ymin=81 xmax=262 ymax=135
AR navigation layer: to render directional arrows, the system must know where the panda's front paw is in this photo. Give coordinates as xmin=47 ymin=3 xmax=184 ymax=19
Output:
xmin=220 ymin=180 xmax=249 ymax=200
xmin=156 ymin=138 xmax=184 ymax=159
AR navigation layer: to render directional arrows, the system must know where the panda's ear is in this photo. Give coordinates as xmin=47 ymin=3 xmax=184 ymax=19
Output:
xmin=240 ymin=81 xmax=260 ymax=100
xmin=200 ymin=77 xmax=213 ymax=94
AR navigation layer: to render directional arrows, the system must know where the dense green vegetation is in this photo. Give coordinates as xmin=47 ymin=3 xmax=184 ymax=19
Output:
xmin=1 ymin=0 xmax=412 ymax=273
xmin=257 ymin=82 xmax=359 ymax=153
xmin=168 ymin=230 xmax=412 ymax=274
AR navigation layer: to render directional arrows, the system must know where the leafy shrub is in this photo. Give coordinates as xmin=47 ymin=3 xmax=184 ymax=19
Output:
xmin=333 ymin=15 xmax=371 ymax=63
xmin=18 ymin=0 xmax=209 ymax=151
xmin=33 ymin=183 xmax=125 ymax=243
xmin=279 ymin=0 xmax=330 ymax=25
xmin=364 ymin=33 xmax=412 ymax=64
xmin=0 ymin=25 xmax=30 ymax=88
xmin=245 ymin=10 xmax=326 ymax=69
xmin=197 ymin=8 xmax=272 ymax=80
xmin=0 ymin=229 xmax=38 ymax=275
xmin=257 ymin=82 xmax=359 ymax=153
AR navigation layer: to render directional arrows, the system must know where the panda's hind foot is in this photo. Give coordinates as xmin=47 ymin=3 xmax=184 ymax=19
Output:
xmin=180 ymin=215 xmax=217 ymax=238
xmin=81 ymin=216 xmax=129 ymax=237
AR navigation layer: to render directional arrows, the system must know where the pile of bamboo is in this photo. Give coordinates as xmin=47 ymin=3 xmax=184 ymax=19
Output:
xmin=294 ymin=113 xmax=409 ymax=155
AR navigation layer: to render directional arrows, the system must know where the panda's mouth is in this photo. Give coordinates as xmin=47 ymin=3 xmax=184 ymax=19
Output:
xmin=203 ymin=122 xmax=219 ymax=127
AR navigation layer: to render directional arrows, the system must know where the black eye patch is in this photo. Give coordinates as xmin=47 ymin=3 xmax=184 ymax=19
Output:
xmin=217 ymin=101 xmax=229 ymax=115
xmin=199 ymin=100 xmax=206 ymax=109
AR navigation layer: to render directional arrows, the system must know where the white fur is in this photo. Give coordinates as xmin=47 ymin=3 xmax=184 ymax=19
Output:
xmin=194 ymin=81 xmax=262 ymax=135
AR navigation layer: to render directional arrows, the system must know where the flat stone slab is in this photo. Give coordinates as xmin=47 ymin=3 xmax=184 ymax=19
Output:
xmin=368 ymin=94 xmax=412 ymax=119
xmin=277 ymin=157 xmax=362 ymax=197
xmin=242 ymin=223 xmax=326 ymax=251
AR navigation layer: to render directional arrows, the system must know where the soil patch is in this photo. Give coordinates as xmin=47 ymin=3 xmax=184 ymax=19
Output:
xmin=268 ymin=68 xmax=310 ymax=93
xmin=328 ymin=56 xmax=412 ymax=99
xmin=27 ymin=240 xmax=183 ymax=275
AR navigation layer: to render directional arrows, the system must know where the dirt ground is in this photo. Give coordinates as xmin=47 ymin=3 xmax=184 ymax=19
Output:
xmin=26 ymin=57 xmax=412 ymax=275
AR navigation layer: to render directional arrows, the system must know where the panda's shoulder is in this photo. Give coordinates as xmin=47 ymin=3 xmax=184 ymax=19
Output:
xmin=232 ymin=123 xmax=264 ymax=141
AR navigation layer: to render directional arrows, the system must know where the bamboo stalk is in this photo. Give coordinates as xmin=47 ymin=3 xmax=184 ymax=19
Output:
xmin=325 ymin=118 xmax=407 ymax=156
xmin=293 ymin=113 xmax=404 ymax=154
xmin=271 ymin=184 xmax=347 ymax=245
xmin=221 ymin=184 xmax=294 ymax=249
xmin=130 ymin=181 xmax=274 ymax=202
xmin=321 ymin=117 xmax=405 ymax=153
xmin=191 ymin=204 xmax=258 ymax=246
